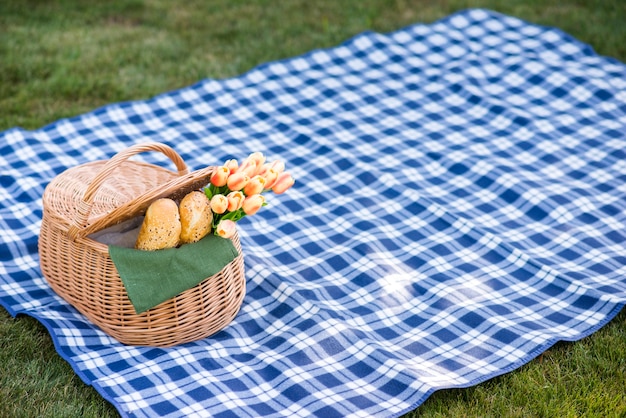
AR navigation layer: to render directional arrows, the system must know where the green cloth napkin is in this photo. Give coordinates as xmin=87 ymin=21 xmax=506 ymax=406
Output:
xmin=108 ymin=234 xmax=238 ymax=314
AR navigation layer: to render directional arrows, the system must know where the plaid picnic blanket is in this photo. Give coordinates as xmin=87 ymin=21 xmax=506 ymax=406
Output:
xmin=1 ymin=8 xmax=625 ymax=418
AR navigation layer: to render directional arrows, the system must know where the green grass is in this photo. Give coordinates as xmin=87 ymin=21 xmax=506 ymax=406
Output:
xmin=1 ymin=0 xmax=625 ymax=416
xmin=410 ymin=308 xmax=626 ymax=417
xmin=0 ymin=312 xmax=118 ymax=418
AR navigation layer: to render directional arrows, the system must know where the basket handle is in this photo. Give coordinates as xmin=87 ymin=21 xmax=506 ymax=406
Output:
xmin=68 ymin=142 xmax=189 ymax=240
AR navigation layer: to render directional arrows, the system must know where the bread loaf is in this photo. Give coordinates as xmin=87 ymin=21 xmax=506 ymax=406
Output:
xmin=135 ymin=198 xmax=181 ymax=250
xmin=179 ymin=191 xmax=213 ymax=244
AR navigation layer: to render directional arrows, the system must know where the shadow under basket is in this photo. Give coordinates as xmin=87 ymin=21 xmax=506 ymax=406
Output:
xmin=38 ymin=142 xmax=246 ymax=347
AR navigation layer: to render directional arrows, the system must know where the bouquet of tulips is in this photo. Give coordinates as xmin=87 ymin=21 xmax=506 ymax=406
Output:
xmin=204 ymin=152 xmax=295 ymax=239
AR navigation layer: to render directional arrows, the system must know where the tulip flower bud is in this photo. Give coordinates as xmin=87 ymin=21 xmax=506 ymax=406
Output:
xmin=210 ymin=166 xmax=230 ymax=187
xmin=210 ymin=194 xmax=228 ymax=214
xmin=226 ymin=191 xmax=244 ymax=212
xmin=216 ymin=219 xmax=237 ymax=239
xmin=238 ymin=157 xmax=253 ymax=171
xmin=262 ymin=168 xmax=279 ymax=189
xmin=256 ymin=164 xmax=268 ymax=177
xmin=272 ymin=172 xmax=295 ymax=194
xmin=247 ymin=152 xmax=265 ymax=169
xmin=226 ymin=172 xmax=249 ymax=191
xmin=242 ymin=194 xmax=265 ymax=215
xmin=224 ymin=159 xmax=239 ymax=174
xmin=243 ymin=175 xmax=266 ymax=196
xmin=239 ymin=160 xmax=258 ymax=177
xmin=268 ymin=160 xmax=285 ymax=175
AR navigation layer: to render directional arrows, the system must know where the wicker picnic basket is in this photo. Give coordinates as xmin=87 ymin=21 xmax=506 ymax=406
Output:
xmin=39 ymin=142 xmax=246 ymax=347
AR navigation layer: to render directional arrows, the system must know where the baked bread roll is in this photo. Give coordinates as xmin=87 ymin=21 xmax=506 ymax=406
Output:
xmin=135 ymin=198 xmax=181 ymax=250
xmin=179 ymin=191 xmax=213 ymax=244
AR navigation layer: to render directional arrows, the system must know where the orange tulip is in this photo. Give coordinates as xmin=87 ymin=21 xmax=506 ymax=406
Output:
xmin=267 ymin=160 xmax=285 ymax=175
xmin=240 ymin=161 xmax=258 ymax=177
xmin=210 ymin=166 xmax=229 ymax=187
xmin=226 ymin=191 xmax=245 ymax=212
xmin=242 ymin=194 xmax=265 ymax=215
xmin=272 ymin=172 xmax=295 ymax=194
xmin=262 ymin=168 xmax=279 ymax=189
xmin=243 ymin=175 xmax=267 ymax=196
xmin=216 ymin=219 xmax=237 ymax=239
xmin=210 ymin=194 xmax=228 ymax=214
xmin=226 ymin=172 xmax=249 ymax=191
xmin=247 ymin=152 xmax=266 ymax=171
xmin=224 ymin=159 xmax=239 ymax=174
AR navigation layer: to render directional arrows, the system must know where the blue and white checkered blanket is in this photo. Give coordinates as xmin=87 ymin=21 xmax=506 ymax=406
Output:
xmin=1 ymin=9 xmax=625 ymax=417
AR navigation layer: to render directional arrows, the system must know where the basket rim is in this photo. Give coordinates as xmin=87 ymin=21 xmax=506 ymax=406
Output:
xmin=42 ymin=142 xmax=216 ymax=240
xmin=74 ymin=164 xmax=214 ymax=239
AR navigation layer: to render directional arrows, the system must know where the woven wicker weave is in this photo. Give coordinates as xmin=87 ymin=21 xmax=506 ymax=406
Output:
xmin=39 ymin=143 xmax=246 ymax=347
